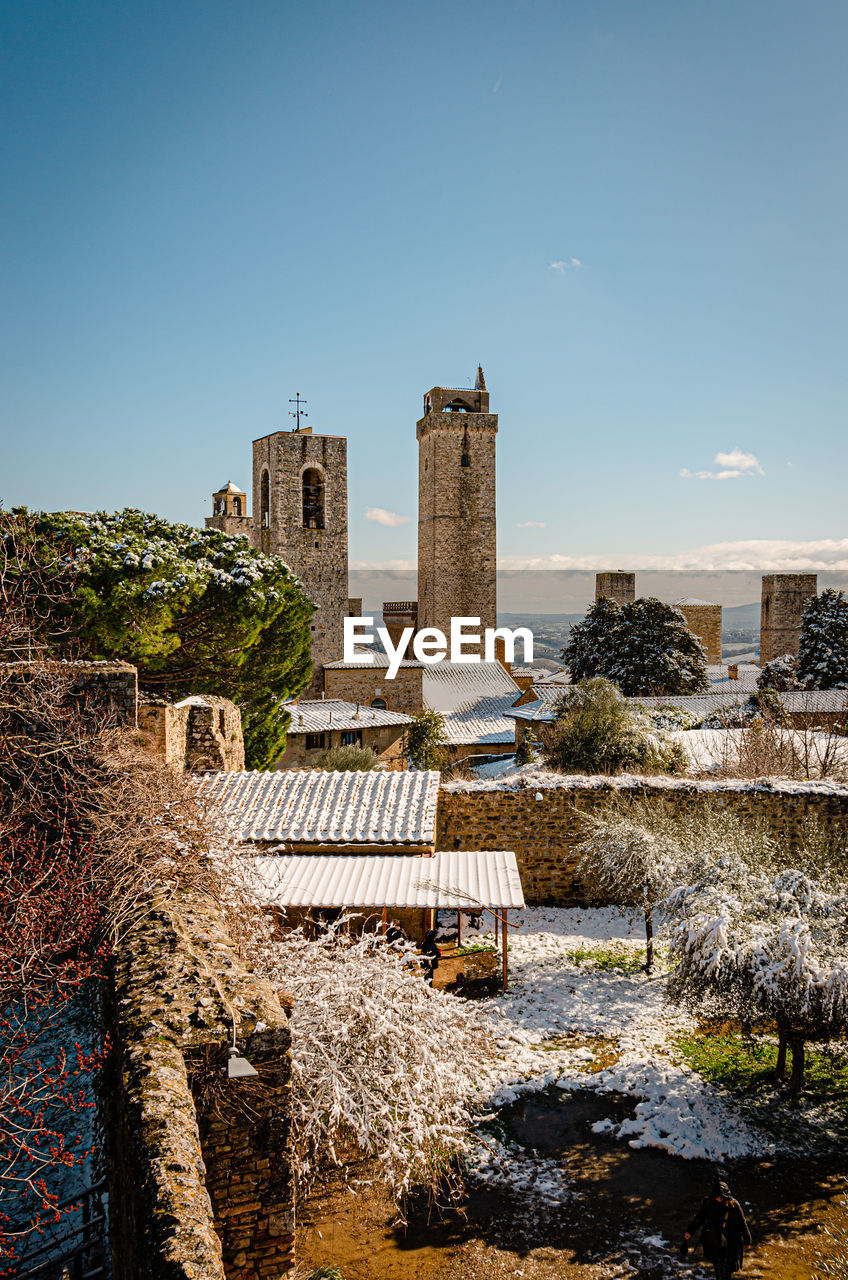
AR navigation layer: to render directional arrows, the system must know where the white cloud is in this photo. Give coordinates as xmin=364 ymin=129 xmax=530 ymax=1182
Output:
xmin=681 ymin=448 xmax=764 ymax=481
xmin=364 ymin=507 xmax=412 ymax=528
xmin=491 ymin=76 xmax=502 ymax=94
xmin=350 ymin=558 xmax=417 ymax=571
xmin=493 ymin=538 xmax=848 ymax=572
xmin=549 ymin=258 xmax=582 ymax=274
xmin=516 ymin=520 xmax=547 ymax=528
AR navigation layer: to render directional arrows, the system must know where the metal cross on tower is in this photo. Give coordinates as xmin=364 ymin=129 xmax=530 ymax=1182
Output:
xmin=288 ymin=392 xmax=308 ymax=431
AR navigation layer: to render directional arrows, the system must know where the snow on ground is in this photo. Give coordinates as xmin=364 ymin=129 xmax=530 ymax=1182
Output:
xmin=463 ymin=907 xmax=772 ymax=1207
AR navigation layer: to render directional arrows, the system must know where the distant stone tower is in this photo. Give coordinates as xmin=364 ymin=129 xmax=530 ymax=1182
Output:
xmin=417 ymin=367 xmax=497 ymax=634
xmin=760 ymin=573 xmax=818 ymax=664
xmin=675 ymin=598 xmax=722 ymax=665
xmin=595 ymin=572 xmax=636 ymax=607
xmin=253 ymin=426 xmax=348 ymax=695
xmin=205 ymin=481 xmax=252 ymax=538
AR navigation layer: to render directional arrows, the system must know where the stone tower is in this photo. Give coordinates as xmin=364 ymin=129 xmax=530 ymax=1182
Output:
xmin=205 ymin=481 xmax=252 ymax=538
xmin=417 ymin=367 xmax=497 ymax=634
xmin=595 ymin=572 xmax=636 ymax=607
xmin=253 ymin=426 xmax=348 ymax=695
xmin=760 ymin=573 xmax=817 ymax=664
xmin=675 ymin=598 xmax=722 ymax=665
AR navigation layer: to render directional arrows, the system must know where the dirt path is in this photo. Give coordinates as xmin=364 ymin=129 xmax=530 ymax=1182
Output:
xmin=297 ymin=1091 xmax=848 ymax=1280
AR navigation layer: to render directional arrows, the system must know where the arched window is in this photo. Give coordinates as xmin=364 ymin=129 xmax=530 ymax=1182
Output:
xmin=260 ymin=470 xmax=270 ymax=528
xmin=302 ymin=468 xmax=325 ymax=529
xmin=370 ymin=697 xmax=387 ymax=710
xmin=233 ymin=496 xmax=242 ymax=516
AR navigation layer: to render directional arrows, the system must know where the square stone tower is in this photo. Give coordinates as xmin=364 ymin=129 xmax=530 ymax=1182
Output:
xmin=675 ymin=598 xmax=722 ymax=664
xmin=760 ymin=573 xmax=818 ymax=664
xmin=205 ymin=481 xmax=253 ymax=538
xmin=253 ymin=427 xmax=348 ymax=695
xmin=417 ymin=367 xmax=497 ymax=634
xmin=595 ymin=572 xmax=636 ymax=606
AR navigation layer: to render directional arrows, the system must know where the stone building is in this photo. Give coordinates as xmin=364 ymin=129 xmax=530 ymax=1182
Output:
xmin=275 ymin=699 xmax=411 ymax=769
xmin=760 ymin=573 xmax=818 ymax=664
xmin=253 ymin=425 xmax=349 ymax=695
xmin=417 ymin=367 xmax=497 ymax=634
xmin=204 ymin=480 xmax=252 ymax=538
xmin=674 ymin=597 xmax=722 ymax=664
xmin=595 ymin=571 xmax=636 ymax=606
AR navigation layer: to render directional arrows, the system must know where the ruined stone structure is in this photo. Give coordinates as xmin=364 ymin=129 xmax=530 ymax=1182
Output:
xmin=417 ymin=367 xmax=497 ymax=634
xmin=138 ymin=694 xmax=245 ymax=772
xmin=253 ymin=427 xmax=348 ymax=696
xmin=595 ymin=572 xmax=636 ymax=607
xmin=205 ymin=481 xmax=253 ymax=538
xmin=438 ymin=775 xmax=848 ymax=904
xmin=106 ymin=885 xmax=294 ymax=1279
xmin=760 ymin=573 xmax=818 ymax=664
xmin=675 ymin=598 xmax=722 ymax=664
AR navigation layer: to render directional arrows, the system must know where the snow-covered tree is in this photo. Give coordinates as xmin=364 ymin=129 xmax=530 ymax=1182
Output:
xmin=242 ymin=915 xmax=493 ymax=1206
xmin=564 ymin=598 xmax=709 ymax=697
xmin=576 ymin=805 xmax=691 ymax=970
xmin=758 ymin=654 xmax=801 ymax=692
xmin=541 ymin=677 xmax=686 ymax=776
xmin=667 ymin=855 xmax=848 ymax=1093
xmin=798 ymin=588 xmax=848 ymax=690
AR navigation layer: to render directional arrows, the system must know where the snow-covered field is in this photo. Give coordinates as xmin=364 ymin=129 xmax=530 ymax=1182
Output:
xmin=464 ymin=907 xmax=772 ymax=1204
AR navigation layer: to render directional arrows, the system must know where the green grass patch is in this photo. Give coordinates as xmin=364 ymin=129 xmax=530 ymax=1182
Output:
xmin=673 ymin=1027 xmax=848 ymax=1149
xmin=455 ymin=941 xmax=497 ymax=956
xmin=564 ymin=944 xmax=649 ymax=973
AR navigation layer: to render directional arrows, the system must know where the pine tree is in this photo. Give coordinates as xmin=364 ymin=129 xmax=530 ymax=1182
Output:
xmin=563 ymin=597 xmax=709 ymax=696
xmin=797 ymin=588 xmax=848 ymax=689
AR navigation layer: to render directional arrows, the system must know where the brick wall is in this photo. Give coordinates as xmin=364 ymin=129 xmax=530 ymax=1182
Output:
xmin=437 ymin=775 xmax=848 ymax=904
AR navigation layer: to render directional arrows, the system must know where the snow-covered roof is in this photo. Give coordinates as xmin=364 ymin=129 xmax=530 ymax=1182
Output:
xmin=251 ymin=849 xmax=525 ymax=910
xmin=423 ymin=661 xmax=521 ymax=745
xmin=630 ymin=692 xmax=751 ymax=717
xmin=532 ymin=669 xmax=571 ymax=685
xmin=288 ymin=700 xmax=412 ymax=732
xmin=706 ymin=664 xmax=761 ymax=692
xmin=506 ymin=701 xmax=556 ymax=724
xmin=779 ymin=689 xmax=848 ymax=713
xmin=196 ymin=769 xmax=439 ymax=846
xmin=675 ymin=597 xmax=718 ymax=607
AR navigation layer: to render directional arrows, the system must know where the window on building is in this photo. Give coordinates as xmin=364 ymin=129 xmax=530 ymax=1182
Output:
xmin=340 ymin=730 xmax=362 ymax=747
xmin=260 ymin=470 xmax=270 ymax=528
xmin=305 ymin=733 xmax=326 ymax=750
xmin=370 ymin=697 xmax=387 ymax=710
xmin=233 ymin=496 xmax=242 ymax=516
xmin=302 ymin=468 xmax=325 ymax=529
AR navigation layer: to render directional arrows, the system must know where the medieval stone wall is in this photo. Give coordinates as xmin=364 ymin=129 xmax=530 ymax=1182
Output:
xmin=437 ymin=775 xmax=848 ymax=904
xmin=676 ymin=603 xmax=722 ymax=665
xmin=595 ymin=572 xmax=635 ymax=606
xmin=760 ymin=573 xmax=818 ymax=664
xmin=322 ymin=663 xmax=424 ymax=715
xmin=138 ymin=694 xmax=245 ymax=772
xmin=417 ymin=408 xmax=497 ymax=635
xmin=253 ymin=430 xmax=348 ymax=697
xmin=106 ymin=885 xmax=294 ymax=1280
xmin=0 ymin=659 xmax=138 ymax=726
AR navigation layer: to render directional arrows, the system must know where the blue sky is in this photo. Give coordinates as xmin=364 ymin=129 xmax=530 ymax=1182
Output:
xmin=3 ymin=0 xmax=848 ymax=572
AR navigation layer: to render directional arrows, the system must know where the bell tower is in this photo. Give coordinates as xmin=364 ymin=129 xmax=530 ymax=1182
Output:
xmin=252 ymin=423 xmax=348 ymax=695
xmin=417 ymin=366 xmax=497 ymax=634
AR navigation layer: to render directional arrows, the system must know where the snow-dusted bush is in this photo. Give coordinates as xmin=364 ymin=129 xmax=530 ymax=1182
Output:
xmin=244 ymin=916 xmax=494 ymax=1205
xmin=758 ymin=653 xmax=801 ymax=692
xmin=798 ymin=588 xmax=848 ymax=690
xmin=645 ymin=704 xmax=703 ymax=731
xmin=540 ymin=678 xmax=686 ymax=776
xmin=667 ymin=852 xmax=848 ymax=1092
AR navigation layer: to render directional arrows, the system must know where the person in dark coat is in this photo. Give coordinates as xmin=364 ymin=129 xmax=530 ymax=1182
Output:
xmin=683 ymin=1177 xmax=752 ymax=1278
xmin=420 ymin=928 xmax=441 ymax=985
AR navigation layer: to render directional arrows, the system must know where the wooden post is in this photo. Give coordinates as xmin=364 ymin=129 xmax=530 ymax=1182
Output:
xmin=501 ymin=911 xmax=508 ymax=992
xmin=457 ymin=909 xmax=462 ymax=945
xmin=382 ymin=906 xmax=388 ymax=936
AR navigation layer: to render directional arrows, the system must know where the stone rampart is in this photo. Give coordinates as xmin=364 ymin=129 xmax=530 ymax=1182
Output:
xmin=106 ymin=885 xmax=294 ymax=1279
xmin=437 ymin=774 xmax=848 ymax=904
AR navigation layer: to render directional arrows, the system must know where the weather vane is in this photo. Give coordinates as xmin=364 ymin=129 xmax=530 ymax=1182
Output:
xmin=288 ymin=392 xmax=308 ymax=431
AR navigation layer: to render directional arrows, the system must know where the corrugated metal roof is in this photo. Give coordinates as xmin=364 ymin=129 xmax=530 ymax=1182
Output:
xmin=251 ymin=849 xmax=525 ymax=909
xmin=196 ymin=769 xmax=439 ymax=845
xmin=423 ymin=661 xmax=520 ymax=745
xmin=288 ymin=700 xmax=412 ymax=732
